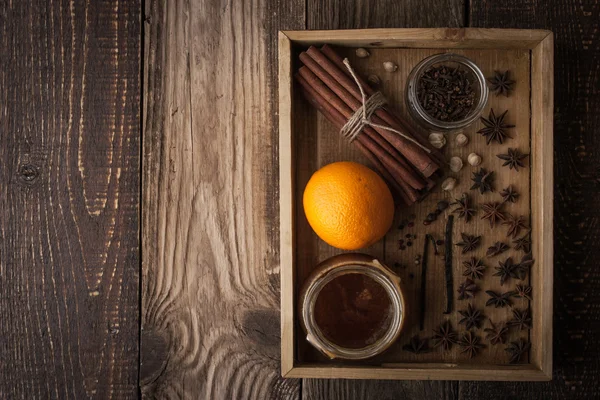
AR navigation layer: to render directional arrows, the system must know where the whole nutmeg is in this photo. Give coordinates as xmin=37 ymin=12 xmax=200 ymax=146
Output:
xmin=356 ymin=48 xmax=370 ymax=58
xmin=367 ymin=74 xmax=381 ymax=86
xmin=441 ymin=177 xmax=457 ymax=191
xmin=383 ymin=61 xmax=398 ymax=72
xmin=449 ymin=156 xmax=463 ymax=172
xmin=456 ymin=133 xmax=469 ymax=147
xmin=428 ymin=132 xmax=446 ymax=149
xmin=468 ymin=153 xmax=482 ymax=166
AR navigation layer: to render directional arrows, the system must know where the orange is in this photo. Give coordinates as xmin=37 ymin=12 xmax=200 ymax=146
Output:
xmin=303 ymin=161 xmax=395 ymax=250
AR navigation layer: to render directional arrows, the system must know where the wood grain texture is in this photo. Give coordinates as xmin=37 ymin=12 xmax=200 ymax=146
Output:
xmin=0 ymin=0 xmax=140 ymax=398
xmin=461 ymin=0 xmax=600 ymax=398
xmin=142 ymin=0 xmax=303 ymax=398
xmin=302 ymin=1 xmax=464 ymax=398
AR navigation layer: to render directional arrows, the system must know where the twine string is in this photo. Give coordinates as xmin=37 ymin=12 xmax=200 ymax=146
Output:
xmin=340 ymin=58 xmax=431 ymax=154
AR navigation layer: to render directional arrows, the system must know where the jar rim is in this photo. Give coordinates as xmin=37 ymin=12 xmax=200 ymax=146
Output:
xmin=406 ymin=53 xmax=489 ymax=131
xmin=300 ymin=257 xmax=405 ymax=360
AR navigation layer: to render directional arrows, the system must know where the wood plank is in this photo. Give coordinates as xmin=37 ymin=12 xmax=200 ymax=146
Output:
xmin=289 ymin=364 xmax=549 ymax=381
xmin=283 ymin=28 xmax=551 ymax=49
xmin=461 ymin=0 xmax=600 ymax=398
xmin=141 ymin=0 xmax=303 ymax=398
xmin=302 ymin=1 xmax=464 ymax=398
xmin=0 ymin=0 xmax=140 ymax=398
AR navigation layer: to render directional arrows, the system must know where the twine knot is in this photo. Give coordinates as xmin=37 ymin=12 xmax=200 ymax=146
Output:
xmin=340 ymin=58 xmax=431 ymax=154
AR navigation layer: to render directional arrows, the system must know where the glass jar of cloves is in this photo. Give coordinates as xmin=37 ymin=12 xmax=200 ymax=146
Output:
xmin=406 ymin=53 xmax=489 ymax=132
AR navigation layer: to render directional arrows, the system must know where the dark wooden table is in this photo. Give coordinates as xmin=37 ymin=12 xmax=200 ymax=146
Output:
xmin=1 ymin=0 xmax=599 ymax=398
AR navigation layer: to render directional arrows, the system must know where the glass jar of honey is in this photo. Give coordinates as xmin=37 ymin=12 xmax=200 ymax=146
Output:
xmin=298 ymin=253 xmax=406 ymax=360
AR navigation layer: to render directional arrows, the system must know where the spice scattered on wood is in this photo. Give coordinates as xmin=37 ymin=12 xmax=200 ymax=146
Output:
xmin=468 ymin=152 xmax=482 ymax=166
xmin=471 ymin=168 xmax=495 ymax=194
xmin=432 ymin=321 xmax=458 ymax=351
xmin=505 ymin=340 xmax=530 ymax=363
xmin=485 ymin=290 xmax=515 ymax=308
xmin=458 ymin=303 xmax=484 ymax=329
xmin=383 ymin=61 xmax=398 ymax=72
xmin=516 ymin=252 xmax=534 ymax=278
xmin=423 ymin=202 xmax=447 ymax=225
xmin=449 ymin=156 xmax=464 ymax=172
xmin=441 ymin=177 xmax=457 ymax=191
xmin=402 ymin=335 xmax=431 ymax=354
xmin=487 ymin=241 xmax=510 ymax=257
xmin=419 ymin=234 xmax=431 ymax=331
xmin=314 ymin=273 xmax=392 ymax=348
xmin=514 ymin=284 xmax=532 ymax=300
xmin=481 ymin=202 xmax=506 ymax=228
xmin=493 ymin=257 xmax=521 ymax=285
xmin=443 ymin=216 xmax=454 ymax=314
xmin=508 ymin=308 xmax=532 ymax=331
xmin=428 ymin=132 xmax=446 ymax=149
xmin=477 ymin=109 xmax=514 ymax=145
xmin=456 ymin=133 xmax=469 ymax=147
xmin=513 ymin=232 xmax=532 ymax=253
xmin=484 ymin=319 xmax=509 ymax=345
xmin=462 ymin=257 xmax=486 ymax=280
xmin=488 ymin=70 xmax=515 ymax=97
xmin=355 ymin=48 xmax=370 ymax=58
xmin=503 ymin=214 xmax=529 ymax=238
xmin=459 ymin=331 xmax=485 ymax=359
xmin=417 ymin=65 xmax=476 ymax=122
xmin=499 ymin=185 xmax=519 ymax=203
xmin=497 ymin=148 xmax=529 ymax=171
xmin=457 ymin=279 xmax=479 ymax=300
xmin=452 ymin=193 xmax=476 ymax=222
xmin=456 ymin=233 xmax=481 ymax=254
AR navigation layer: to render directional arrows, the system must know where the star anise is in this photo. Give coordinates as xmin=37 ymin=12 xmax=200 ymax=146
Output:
xmin=459 ymin=331 xmax=485 ymax=359
xmin=488 ymin=70 xmax=515 ymax=97
xmin=493 ymin=257 xmax=521 ymax=285
xmin=515 ymin=252 xmax=534 ymax=279
xmin=505 ymin=340 xmax=531 ymax=363
xmin=470 ymin=168 xmax=495 ymax=194
xmin=497 ymin=148 xmax=528 ymax=171
xmin=462 ymin=257 xmax=486 ymax=280
xmin=458 ymin=303 xmax=484 ymax=329
xmin=481 ymin=202 xmax=506 ymax=228
xmin=513 ymin=232 xmax=532 ymax=253
xmin=451 ymin=193 xmax=476 ymax=222
xmin=402 ymin=335 xmax=431 ymax=354
xmin=432 ymin=321 xmax=458 ymax=351
xmin=503 ymin=214 xmax=529 ymax=238
xmin=485 ymin=290 xmax=515 ymax=308
xmin=457 ymin=279 xmax=479 ymax=300
xmin=500 ymin=185 xmax=519 ymax=203
xmin=508 ymin=308 xmax=532 ymax=331
xmin=514 ymin=284 xmax=532 ymax=300
xmin=477 ymin=109 xmax=514 ymax=145
xmin=456 ymin=233 xmax=481 ymax=254
xmin=484 ymin=318 xmax=509 ymax=345
xmin=486 ymin=241 xmax=510 ymax=257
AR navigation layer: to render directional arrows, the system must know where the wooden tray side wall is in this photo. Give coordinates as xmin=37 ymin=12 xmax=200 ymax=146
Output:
xmin=279 ymin=28 xmax=553 ymax=381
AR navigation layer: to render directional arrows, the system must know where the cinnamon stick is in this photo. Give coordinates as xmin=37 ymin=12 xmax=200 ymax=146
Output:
xmin=307 ymin=46 xmax=439 ymax=177
xmin=320 ymin=44 xmax=445 ymax=166
xmin=298 ymin=66 xmax=426 ymax=190
xmin=296 ymin=74 xmax=418 ymax=204
xmin=297 ymin=84 xmax=413 ymax=204
xmin=299 ymin=52 xmax=428 ymax=179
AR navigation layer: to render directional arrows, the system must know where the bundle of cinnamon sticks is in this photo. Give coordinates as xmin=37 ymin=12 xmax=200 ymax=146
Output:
xmin=295 ymin=45 xmax=443 ymax=205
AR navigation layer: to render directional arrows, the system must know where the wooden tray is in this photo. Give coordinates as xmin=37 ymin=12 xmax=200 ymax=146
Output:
xmin=279 ymin=28 xmax=553 ymax=381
